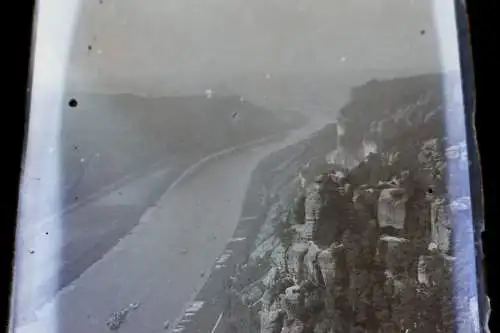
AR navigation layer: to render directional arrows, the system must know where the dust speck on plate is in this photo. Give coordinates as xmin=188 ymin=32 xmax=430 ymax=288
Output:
xmin=68 ymin=98 xmax=78 ymax=108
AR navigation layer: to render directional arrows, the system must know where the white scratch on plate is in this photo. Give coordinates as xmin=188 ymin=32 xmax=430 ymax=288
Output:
xmin=240 ymin=216 xmax=258 ymax=221
xmin=216 ymin=254 xmax=231 ymax=264
xmin=185 ymin=301 xmax=204 ymax=313
xmin=229 ymin=237 xmax=247 ymax=242
xmin=211 ymin=312 xmax=224 ymax=333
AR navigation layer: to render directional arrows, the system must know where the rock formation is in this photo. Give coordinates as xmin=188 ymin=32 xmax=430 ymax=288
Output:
xmin=227 ymin=74 xmax=483 ymax=333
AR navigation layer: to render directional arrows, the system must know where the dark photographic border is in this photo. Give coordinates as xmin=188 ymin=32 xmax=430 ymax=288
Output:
xmin=4 ymin=0 xmax=36 ymax=328
xmin=464 ymin=0 xmax=496 ymax=331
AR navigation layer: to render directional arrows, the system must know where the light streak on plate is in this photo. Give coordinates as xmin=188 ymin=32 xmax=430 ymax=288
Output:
xmin=184 ymin=301 xmax=204 ymax=313
xmin=211 ymin=312 xmax=224 ymax=333
xmin=239 ymin=216 xmax=258 ymax=221
xmin=229 ymin=237 xmax=247 ymax=242
xmin=431 ymin=1 xmax=481 ymax=332
xmin=10 ymin=0 xmax=83 ymax=331
xmin=215 ymin=248 xmax=233 ymax=262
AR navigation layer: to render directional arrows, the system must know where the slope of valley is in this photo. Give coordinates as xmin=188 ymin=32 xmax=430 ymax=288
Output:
xmin=58 ymin=93 xmax=305 ymax=208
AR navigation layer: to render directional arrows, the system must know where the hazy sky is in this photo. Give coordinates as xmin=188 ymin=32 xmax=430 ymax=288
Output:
xmin=33 ymin=0 xmax=462 ymax=95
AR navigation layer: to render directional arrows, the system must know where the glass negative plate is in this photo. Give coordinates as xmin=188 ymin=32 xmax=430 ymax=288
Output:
xmin=10 ymin=0 xmax=487 ymax=332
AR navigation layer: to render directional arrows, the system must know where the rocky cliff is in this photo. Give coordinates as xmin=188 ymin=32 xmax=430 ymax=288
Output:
xmin=225 ymin=73 xmax=482 ymax=333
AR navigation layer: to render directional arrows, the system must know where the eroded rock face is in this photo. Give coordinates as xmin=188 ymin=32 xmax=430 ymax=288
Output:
xmin=418 ymin=138 xmax=447 ymax=189
xmin=417 ymin=254 xmax=455 ymax=287
xmin=254 ymin=142 xmax=460 ymax=332
xmin=304 ymin=242 xmax=322 ymax=284
xmin=260 ymin=301 xmax=285 ymax=333
xmin=317 ymin=244 xmax=340 ymax=288
xmin=378 ymin=235 xmax=411 ymax=276
xmin=430 ymin=197 xmax=452 ymax=254
xmin=283 ymin=286 xmax=302 ymax=315
xmin=305 ymin=184 xmax=322 ymax=224
xmin=352 ymin=187 xmax=380 ymax=219
xmin=282 ymin=319 xmax=305 ymax=333
xmin=287 ymin=243 xmax=310 ymax=281
xmin=228 ymin=75 xmax=482 ymax=333
xmin=377 ymin=188 xmax=409 ymax=230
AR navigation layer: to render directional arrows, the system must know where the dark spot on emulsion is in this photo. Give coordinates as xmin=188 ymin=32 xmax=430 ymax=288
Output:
xmin=73 ymin=145 xmax=78 ymax=150
xmin=428 ymin=188 xmax=433 ymax=194
xmin=232 ymin=112 xmax=238 ymax=118
xmin=74 ymin=196 xmax=79 ymax=201
xmin=420 ymin=29 xmax=426 ymax=35
xmin=69 ymin=98 xmax=78 ymax=108
xmin=29 ymin=250 xmax=35 ymax=254
xmin=88 ymin=44 xmax=93 ymax=51
xmin=45 ymin=232 xmax=49 ymax=235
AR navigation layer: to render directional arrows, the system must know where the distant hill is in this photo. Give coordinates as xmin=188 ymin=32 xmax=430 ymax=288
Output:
xmin=87 ymin=70 xmax=426 ymax=120
xmin=59 ymin=93 xmax=306 ymax=206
